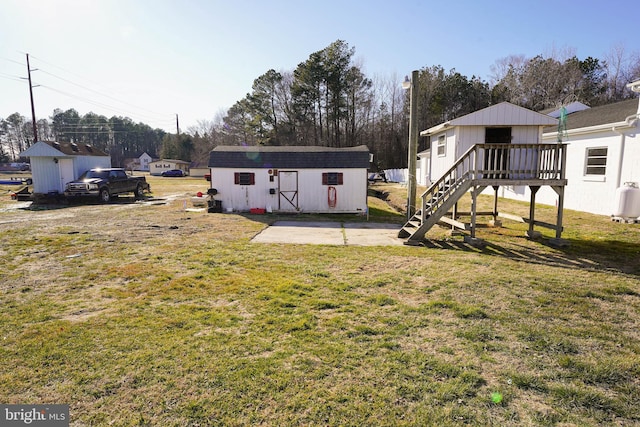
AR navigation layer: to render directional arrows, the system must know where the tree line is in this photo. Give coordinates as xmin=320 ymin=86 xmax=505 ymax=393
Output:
xmin=191 ymin=40 xmax=640 ymax=170
xmin=2 ymin=40 xmax=638 ymax=169
xmin=0 ymin=108 xmax=167 ymax=166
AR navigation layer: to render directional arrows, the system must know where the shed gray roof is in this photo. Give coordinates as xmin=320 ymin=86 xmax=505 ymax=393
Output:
xmin=209 ymin=145 xmax=370 ymax=169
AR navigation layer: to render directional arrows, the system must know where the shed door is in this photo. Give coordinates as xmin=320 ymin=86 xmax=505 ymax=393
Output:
xmin=278 ymin=171 xmax=299 ymax=211
xmin=58 ymin=158 xmax=75 ymax=193
xmin=484 ymin=127 xmax=511 ymax=179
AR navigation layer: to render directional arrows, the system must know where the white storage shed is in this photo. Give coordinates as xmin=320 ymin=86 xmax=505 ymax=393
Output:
xmin=208 ymin=145 xmax=370 ymax=213
xmin=19 ymin=141 xmax=111 ymax=196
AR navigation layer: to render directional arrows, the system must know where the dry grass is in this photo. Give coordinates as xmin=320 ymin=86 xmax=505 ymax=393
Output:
xmin=1 ymin=175 xmax=639 ymax=426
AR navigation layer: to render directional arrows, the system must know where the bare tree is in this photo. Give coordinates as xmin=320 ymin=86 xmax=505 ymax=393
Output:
xmin=603 ymin=43 xmax=640 ymax=101
xmin=489 ymin=55 xmax=527 ymax=86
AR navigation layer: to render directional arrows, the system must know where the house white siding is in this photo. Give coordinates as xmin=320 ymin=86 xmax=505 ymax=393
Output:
xmin=531 ymin=127 xmax=640 ymax=216
xmin=428 ymin=125 xmax=544 ymax=184
xmin=211 ymin=167 xmax=367 ymax=213
xmin=139 ymin=153 xmax=152 ymax=171
xmin=429 ymin=130 xmax=456 ymax=181
xmin=150 ymin=160 xmax=190 ymax=176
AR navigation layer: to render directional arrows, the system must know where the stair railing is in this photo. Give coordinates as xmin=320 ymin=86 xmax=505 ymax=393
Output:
xmin=419 ymin=144 xmax=479 ymax=222
xmin=418 ymin=143 xmax=566 ymax=223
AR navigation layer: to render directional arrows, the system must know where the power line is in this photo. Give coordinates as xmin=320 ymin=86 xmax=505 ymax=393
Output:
xmin=1 ymin=56 xmax=25 ymax=67
xmin=13 ymin=53 xmax=177 ymax=130
xmin=0 ymin=73 xmax=26 ymax=83
xmin=38 ymin=85 xmax=175 ymax=129
xmin=35 ymin=68 xmax=174 ymax=120
xmin=27 ymin=54 xmax=175 ymax=117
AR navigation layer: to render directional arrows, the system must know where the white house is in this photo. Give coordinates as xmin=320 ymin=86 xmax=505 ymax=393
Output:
xmin=208 ymin=145 xmax=370 ymax=213
xmin=149 ymin=159 xmax=190 ymax=176
xmin=124 ymin=152 xmax=153 ymax=171
xmin=537 ymin=95 xmax=640 ymax=217
xmin=19 ymin=141 xmax=111 ymax=195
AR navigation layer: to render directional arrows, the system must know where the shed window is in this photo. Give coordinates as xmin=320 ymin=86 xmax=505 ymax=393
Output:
xmin=234 ymin=172 xmax=255 ymax=185
xmin=322 ymin=172 xmax=343 ymax=185
xmin=585 ymin=147 xmax=607 ymax=176
xmin=436 ymin=135 xmax=446 ymax=156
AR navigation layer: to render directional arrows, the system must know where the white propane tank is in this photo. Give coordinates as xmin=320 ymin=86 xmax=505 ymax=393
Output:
xmin=613 ymin=182 xmax=640 ymax=219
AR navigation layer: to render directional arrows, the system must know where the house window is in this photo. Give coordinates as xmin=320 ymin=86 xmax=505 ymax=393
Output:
xmin=234 ymin=172 xmax=255 ymax=185
xmin=322 ymin=172 xmax=343 ymax=185
xmin=585 ymin=147 xmax=607 ymax=176
xmin=437 ymin=135 xmax=446 ymax=156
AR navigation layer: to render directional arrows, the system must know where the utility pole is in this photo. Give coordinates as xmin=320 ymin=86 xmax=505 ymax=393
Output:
xmin=176 ymin=114 xmax=180 ymax=135
xmin=25 ymin=53 xmax=38 ymax=142
xmin=404 ymin=70 xmax=419 ymax=220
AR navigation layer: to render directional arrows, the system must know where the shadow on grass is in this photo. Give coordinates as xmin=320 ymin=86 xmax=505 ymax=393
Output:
xmin=19 ymin=195 xmax=163 ymax=211
xmin=423 ymin=237 xmax=640 ymax=278
xmin=238 ymin=206 xmax=405 ymax=227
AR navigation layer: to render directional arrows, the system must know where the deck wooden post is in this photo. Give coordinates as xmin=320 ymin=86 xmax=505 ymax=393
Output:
xmin=492 ymin=186 xmax=499 ymax=221
xmin=553 ymin=186 xmax=565 ymax=239
xmin=470 ymin=187 xmax=478 ymax=239
xmin=528 ymin=186 xmax=540 ymax=238
xmin=451 ymin=202 xmax=458 ymax=231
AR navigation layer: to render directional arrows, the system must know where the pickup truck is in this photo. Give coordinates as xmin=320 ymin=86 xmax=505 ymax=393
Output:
xmin=64 ymin=168 xmax=150 ymax=202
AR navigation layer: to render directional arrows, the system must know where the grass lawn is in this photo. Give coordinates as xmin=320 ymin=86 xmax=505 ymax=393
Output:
xmin=1 ymin=175 xmax=639 ymax=426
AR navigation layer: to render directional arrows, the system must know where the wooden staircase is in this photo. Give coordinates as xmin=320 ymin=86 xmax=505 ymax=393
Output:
xmin=398 ymin=143 xmax=568 ymax=244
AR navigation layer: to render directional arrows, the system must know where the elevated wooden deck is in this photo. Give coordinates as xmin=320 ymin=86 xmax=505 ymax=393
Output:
xmin=399 ymin=143 xmax=568 ymax=244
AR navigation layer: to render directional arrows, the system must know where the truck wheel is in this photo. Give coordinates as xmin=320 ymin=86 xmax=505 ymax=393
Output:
xmin=134 ymin=183 xmax=145 ymax=199
xmin=99 ymin=188 xmax=111 ymax=203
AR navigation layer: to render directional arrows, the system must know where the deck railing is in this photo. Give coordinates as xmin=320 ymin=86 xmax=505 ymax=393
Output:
xmin=473 ymin=143 xmax=567 ymax=181
xmin=419 ymin=143 xmax=567 ymax=222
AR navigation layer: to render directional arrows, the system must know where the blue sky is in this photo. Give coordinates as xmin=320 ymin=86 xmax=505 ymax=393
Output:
xmin=1 ymin=0 xmax=637 ymax=133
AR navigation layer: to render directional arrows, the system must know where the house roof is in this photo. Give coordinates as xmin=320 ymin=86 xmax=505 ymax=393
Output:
xmin=19 ymin=141 xmax=108 ymax=157
xmin=544 ymin=98 xmax=639 ymax=132
xmin=209 ymin=145 xmax=371 ymax=169
xmin=421 ymin=102 xmax=558 ymax=136
xmin=540 ymin=101 xmax=591 ymax=118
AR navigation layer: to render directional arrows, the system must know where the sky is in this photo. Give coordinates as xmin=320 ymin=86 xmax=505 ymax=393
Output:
xmin=1 ymin=0 xmax=638 ymax=134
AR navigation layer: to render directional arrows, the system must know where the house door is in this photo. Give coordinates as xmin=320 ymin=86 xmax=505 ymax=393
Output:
xmin=58 ymin=158 xmax=75 ymax=193
xmin=484 ymin=127 xmax=511 ymax=179
xmin=278 ymin=171 xmax=299 ymax=211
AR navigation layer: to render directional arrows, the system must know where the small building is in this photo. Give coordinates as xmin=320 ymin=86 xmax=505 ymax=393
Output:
xmin=422 ymin=102 xmax=559 ymax=182
xmin=208 ymin=145 xmax=370 ymax=213
xmin=189 ymin=161 xmax=209 ymax=178
xmin=417 ymin=149 xmax=430 ymax=186
xmin=123 ymin=151 xmax=153 ymax=171
xmin=398 ymin=102 xmax=566 ymax=244
xmin=149 ymin=159 xmax=190 ymax=176
xmin=539 ymin=95 xmax=640 ymax=217
xmin=19 ymin=141 xmax=110 ymax=195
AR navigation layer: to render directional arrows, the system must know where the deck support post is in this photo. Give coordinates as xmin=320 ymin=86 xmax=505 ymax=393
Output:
xmin=527 ymin=186 xmax=541 ymax=239
xmin=492 ymin=186 xmax=499 ymax=221
xmin=470 ymin=187 xmax=478 ymax=239
xmin=552 ymin=186 xmax=565 ymax=239
xmin=452 ymin=202 xmax=459 ymax=230
xmin=488 ymin=185 xmax=502 ymax=227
